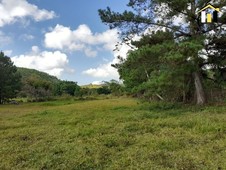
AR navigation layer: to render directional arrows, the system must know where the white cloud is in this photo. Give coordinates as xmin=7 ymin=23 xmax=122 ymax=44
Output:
xmin=0 ymin=0 xmax=56 ymax=27
xmin=45 ymin=25 xmax=73 ymax=49
xmin=11 ymin=48 xmax=71 ymax=77
xmin=44 ymin=24 xmax=119 ymax=57
xmin=44 ymin=24 xmax=131 ymax=79
xmin=31 ymin=46 xmax=40 ymax=54
xmin=83 ymin=62 xmax=118 ymax=79
xmin=83 ymin=39 xmax=133 ymax=79
xmin=92 ymin=81 xmax=103 ymax=85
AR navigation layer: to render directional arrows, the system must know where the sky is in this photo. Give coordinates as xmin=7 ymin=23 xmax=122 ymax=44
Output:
xmin=0 ymin=0 xmax=131 ymax=85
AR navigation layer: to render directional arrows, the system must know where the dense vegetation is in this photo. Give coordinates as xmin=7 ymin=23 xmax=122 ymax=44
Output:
xmin=0 ymin=53 xmax=124 ymax=103
xmin=0 ymin=98 xmax=226 ymax=169
xmin=16 ymin=67 xmax=81 ymax=102
xmin=99 ymin=0 xmax=226 ymax=105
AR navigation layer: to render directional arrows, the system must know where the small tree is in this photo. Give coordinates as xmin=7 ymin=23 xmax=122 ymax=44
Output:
xmin=0 ymin=52 xmax=21 ymax=104
xmin=53 ymin=81 xmax=81 ymax=97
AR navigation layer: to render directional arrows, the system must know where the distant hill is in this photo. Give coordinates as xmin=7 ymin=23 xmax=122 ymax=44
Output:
xmin=81 ymin=84 xmax=104 ymax=89
xmin=17 ymin=67 xmax=60 ymax=84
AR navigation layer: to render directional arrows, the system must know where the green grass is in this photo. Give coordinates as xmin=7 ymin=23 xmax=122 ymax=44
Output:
xmin=0 ymin=98 xmax=226 ymax=169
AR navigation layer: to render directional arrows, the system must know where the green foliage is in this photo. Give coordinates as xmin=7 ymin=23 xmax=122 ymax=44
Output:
xmin=17 ymin=68 xmax=81 ymax=101
xmin=115 ymin=33 xmax=205 ymax=102
xmin=18 ymin=67 xmax=60 ymax=101
xmin=97 ymin=86 xmax=111 ymax=95
xmin=103 ymin=80 xmax=125 ymax=96
xmin=99 ymin=0 xmax=226 ymax=104
xmin=54 ymin=81 xmax=80 ymax=96
xmin=20 ymin=76 xmax=53 ymax=102
xmin=17 ymin=67 xmax=59 ymax=84
xmin=0 ymin=52 xmax=21 ymax=104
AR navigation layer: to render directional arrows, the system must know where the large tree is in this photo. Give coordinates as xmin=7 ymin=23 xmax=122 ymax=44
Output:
xmin=99 ymin=0 xmax=226 ymax=105
xmin=0 ymin=52 xmax=21 ymax=104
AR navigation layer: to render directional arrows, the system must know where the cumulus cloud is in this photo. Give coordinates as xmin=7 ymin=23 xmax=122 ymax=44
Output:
xmin=44 ymin=24 xmax=132 ymax=79
xmin=11 ymin=47 xmax=72 ymax=77
xmin=44 ymin=24 xmax=119 ymax=57
xmin=82 ymin=40 xmax=133 ymax=79
xmin=0 ymin=0 xmax=56 ymax=27
xmin=83 ymin=62 xmax=118 ymax=79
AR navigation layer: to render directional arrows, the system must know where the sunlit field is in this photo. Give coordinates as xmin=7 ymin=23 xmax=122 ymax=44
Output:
xmin=0 ymin=98 xmax=226 ymax=169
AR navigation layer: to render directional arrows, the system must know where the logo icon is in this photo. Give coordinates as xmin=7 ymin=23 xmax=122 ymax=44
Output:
xmin=197 ymin=4 xmax=220 ymax=23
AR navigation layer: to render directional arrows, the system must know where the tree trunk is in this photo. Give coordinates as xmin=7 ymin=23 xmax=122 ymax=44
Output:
xmin=193 ymin=72 xmax=206 ymax=105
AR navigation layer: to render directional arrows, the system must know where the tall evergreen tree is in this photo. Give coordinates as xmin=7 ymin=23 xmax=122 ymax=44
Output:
xmin=0 ymin=52 xmax=21 ymax=104
xmin=99 ymin=0 xmax=226 ymax=105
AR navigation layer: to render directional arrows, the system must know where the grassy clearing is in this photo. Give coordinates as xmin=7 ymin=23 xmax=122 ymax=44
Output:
xmin=0 ymin=98 xmax=226 ymax=169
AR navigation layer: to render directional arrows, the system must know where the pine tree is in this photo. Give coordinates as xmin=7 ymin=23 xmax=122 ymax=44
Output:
xmin=0 ymin=52 xmax=21 ymax=104
xmin=99 ymin=0 xmax=226 ymax=105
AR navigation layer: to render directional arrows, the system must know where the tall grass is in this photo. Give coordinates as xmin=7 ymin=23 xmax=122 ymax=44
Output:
xmin=0 ymin=98 xmax=226 ymax=169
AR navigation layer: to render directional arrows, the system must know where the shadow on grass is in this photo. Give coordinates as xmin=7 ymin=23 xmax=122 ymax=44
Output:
xmin=136 ymin=101 xmax=211 ymax=119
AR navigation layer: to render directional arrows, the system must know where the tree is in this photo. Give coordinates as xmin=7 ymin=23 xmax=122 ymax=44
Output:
xmin=104 ymin=80 xmax=125 ymax=96
xmin=21 ymin=76 xmax=52 ymax=101
xmin=99 ymin=0 xmax=226 ymax=105
xmin=113 ymin=31 xmax=203 ymax=102
xmin=97 ymin=86 xmax=111 ymax=95
xmin=0 ymin=52 xmax=21 ymax=104
xmin=53 ymin=81 xmax=80 ymax=96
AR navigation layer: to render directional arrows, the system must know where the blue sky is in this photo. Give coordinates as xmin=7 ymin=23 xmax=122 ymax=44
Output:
xmin=0 ymin=0 xmax=130 ymax=85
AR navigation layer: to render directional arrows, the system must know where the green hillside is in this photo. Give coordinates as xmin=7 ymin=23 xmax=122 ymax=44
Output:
xmin=17 ymin=67 xmax=60 ymax=84
xmin=16 ymin=68 xmax=81 ymax=100
xmin=81 ymin=84 xmax=104 ymax=89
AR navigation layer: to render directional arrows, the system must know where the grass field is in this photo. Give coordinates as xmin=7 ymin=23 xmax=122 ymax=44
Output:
xmin=0 ymin=98 xmax=226 ymax=170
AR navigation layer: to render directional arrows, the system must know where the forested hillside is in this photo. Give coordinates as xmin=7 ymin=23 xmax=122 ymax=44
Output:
xmin=17 ymin=67 xmax=60 ymax=84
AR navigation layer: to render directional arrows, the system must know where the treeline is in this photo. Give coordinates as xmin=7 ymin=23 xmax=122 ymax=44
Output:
xmin=20 ymin=79 xmax=124 ymax=102
xmin=0 ymin=52 xmax=124 ymax=104
xmin=18 ymin=70 xmax=125 ymax=102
